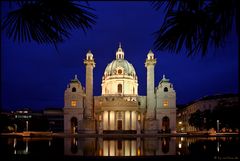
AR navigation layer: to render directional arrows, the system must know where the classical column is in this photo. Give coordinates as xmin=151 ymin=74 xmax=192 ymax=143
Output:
xmin=84 ymin=50 xmax=95 ymax=119
xmin=130 ymin=111 xmax=132 ymax=130
xmin=123 ymin=111 xmax=125 ymax=130
xmin=145 ymin=50 xmax=156 ymax=119
xmin=125 ymin=111 xmax=127 ymax=130
xmin=108 ymin=111 xmax=110 ymax=130
xmin=115 ymin=111 xmax=117 ymax=130
xmin=135 ymin=111 xmax=138 ymax=131
xmin=100 ymin=112 xmax=103 ymax=134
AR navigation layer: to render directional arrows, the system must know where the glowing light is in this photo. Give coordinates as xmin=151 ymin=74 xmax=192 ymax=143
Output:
xmin=138 ymin=114 xmax=141 ymax=121
xmin=99 ymin=149 xmax=103 ymax=156
xmin=217 ymin=142 xmax=220 ymax=152
xmin=25 ymin=141 xmax=28 ymax=153
xmin=178 ymin=143 xmax=182 ymax=149
xmin=163 ymin=100 xmax=168 ymax=107
xmin=137 ymin=148 xmax=141 ymax=156
xmin=71 ymin=100 xmax=77 ymax=107
xmin=26 ymin=121 xmax=28 ymax=131
xmin=178 ymin=121 xmax=182 ymax=125
xmin=13 ymin=138 xmax=17 ymax=148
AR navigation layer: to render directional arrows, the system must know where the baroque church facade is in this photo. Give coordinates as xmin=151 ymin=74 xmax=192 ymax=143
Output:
xmin=63 ymin=44 xmax=176 ymax=134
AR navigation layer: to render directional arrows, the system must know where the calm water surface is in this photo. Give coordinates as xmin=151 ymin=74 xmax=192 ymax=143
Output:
xmin=1 ymin=136 xmax=240 ymax=160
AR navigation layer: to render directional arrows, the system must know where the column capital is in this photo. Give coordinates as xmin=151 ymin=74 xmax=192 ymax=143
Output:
xmin=84 ymin=59 xmax=96 ymax=67
xmin=145 ymin=59 xmax=156 ymax=67
xmin=84 ymin=50 xmax=96 ymax=67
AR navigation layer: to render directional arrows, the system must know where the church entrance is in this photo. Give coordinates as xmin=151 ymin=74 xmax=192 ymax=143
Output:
xmin=71 ymin=117 xmax=78 ymax=133
xmin=162 ymin=116 xmax=170 ymax=133
xmin=117 ymin=120 xmax=122 ymax=130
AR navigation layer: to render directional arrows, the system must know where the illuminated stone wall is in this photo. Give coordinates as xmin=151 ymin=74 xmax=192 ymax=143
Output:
xmin=155 ymin=75 xmax=177 ymax=133
xmin=63 ymin=75 xmax=85 ymax=133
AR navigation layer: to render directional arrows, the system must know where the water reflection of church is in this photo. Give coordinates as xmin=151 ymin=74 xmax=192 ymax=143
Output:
xmin=64 ymin=44 xmax=176 ymax=134
xmin=64 ymin=137 xmax=176 ymax=156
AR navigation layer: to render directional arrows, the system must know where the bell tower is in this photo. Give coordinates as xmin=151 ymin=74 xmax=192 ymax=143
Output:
xmin=63 ymin=75 xmax=84 ymax=133
xmin=156 ymin=75 xmax=176 ymax=133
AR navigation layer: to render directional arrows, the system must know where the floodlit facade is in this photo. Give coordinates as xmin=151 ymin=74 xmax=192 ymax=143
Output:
xmin=64 ymin=44 xmax=176 ymax=134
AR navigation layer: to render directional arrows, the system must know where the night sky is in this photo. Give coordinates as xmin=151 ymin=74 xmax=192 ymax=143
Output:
xmin=1 ymin=2 xmax=239 ymax=111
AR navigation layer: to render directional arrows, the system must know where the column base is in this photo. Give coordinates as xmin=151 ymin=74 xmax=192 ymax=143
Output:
xmin=144 ymin=119 xmax=158 ymax=134
xmin=78 ymin=119 xmax=96 ymax=134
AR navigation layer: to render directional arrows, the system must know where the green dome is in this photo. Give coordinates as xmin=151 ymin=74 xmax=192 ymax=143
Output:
xmin=104 ymin=59 xmax=136 ymax=76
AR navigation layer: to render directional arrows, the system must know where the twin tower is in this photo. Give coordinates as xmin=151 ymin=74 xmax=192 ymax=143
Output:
xmin=64 ymin=44 xmax=176 ymax=134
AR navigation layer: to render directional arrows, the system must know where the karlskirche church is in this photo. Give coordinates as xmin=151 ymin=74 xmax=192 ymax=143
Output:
xmin=63 ymin=44 xmax=176 ymax=134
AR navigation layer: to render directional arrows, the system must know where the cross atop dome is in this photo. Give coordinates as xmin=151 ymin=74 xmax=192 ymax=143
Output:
xmin=116 ymin=42 xmax=124 ymax=59
xmin=70 ymin=74 xmax=80 ymax=83
xmin=160 ymin=74 xmax=170 ymax=83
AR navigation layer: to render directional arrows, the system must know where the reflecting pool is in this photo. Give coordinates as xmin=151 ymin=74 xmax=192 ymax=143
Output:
xmin=1 ymin=136 xmax=240 ymax=160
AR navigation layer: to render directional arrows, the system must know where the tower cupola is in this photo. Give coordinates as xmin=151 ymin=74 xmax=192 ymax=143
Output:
xmin=116 ymin=43 xmax=124 ymax=59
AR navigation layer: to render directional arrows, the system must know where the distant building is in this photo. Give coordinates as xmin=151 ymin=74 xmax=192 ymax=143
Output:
xmin=177 ymin=94 xmax=239 ymax=132
xmin=1 ymin=108 xmax=63 ymax=132
xmin=43 ymin=108 xmax=63 ymax=132
xmin=63 ymin=44 xmax=177 ymax=134
xmin=12 ymin=108 xmax=33 ymax=132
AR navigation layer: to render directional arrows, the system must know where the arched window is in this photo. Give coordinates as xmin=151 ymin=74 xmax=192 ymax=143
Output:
xmin=163 ymin=100 xmax=168 ymax=107
xmin=118 ymin=69 xmax=122 ymax=74
xmin=71 ymin=101 xmax=77 ymax=107
xmin=164 ymin=87 xmax=168 ymax=92
xmin=118 ymin=84 xmax=122 ymax=93
xmin=72 ymin=87 xmax=76 ymax=92
xmin=133 ymin=87 xmax=135 ymax=94
xmin=71 ymin=117 xmax=78 ymax=133
xmin=162 ymin=116 xmax=170 ymax=133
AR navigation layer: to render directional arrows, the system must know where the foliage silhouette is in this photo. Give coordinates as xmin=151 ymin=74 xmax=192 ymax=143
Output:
xmin=1 ymin=0 xmax=97 ymax=45
xmin=152 ymin=0 xmax=239 ymax=56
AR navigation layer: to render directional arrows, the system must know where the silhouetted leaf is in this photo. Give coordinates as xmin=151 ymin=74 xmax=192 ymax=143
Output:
xmin=1 ymin=0 xmax=97 ymax=44
xmin=152 ymin=0 xmax=239 ymax=56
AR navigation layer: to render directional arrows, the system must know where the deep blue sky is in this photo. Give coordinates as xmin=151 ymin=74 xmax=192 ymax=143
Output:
xmin=1 ymin=2 xmax=239 ymax=111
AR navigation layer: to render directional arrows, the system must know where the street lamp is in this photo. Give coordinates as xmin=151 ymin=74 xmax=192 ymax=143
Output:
xmin=217 ymin=120 xmax=219 ymax=133
xmin=26 ymin=121 xmax=29 ymax=131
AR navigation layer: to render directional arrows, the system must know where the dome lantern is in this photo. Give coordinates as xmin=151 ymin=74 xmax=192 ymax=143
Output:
xmin=116 ymin=42 xmax=124 ymax=60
